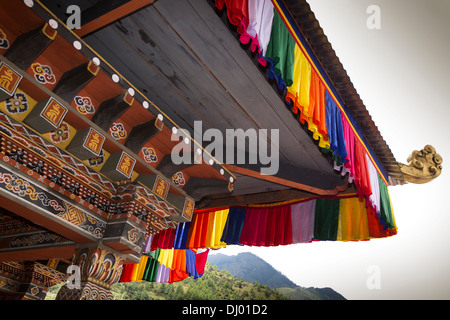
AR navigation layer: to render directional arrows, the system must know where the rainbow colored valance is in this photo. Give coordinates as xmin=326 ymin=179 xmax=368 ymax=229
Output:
xmin=214 ymin=0 xmax=390 ymax=190
xmin=144 ymin=192 xmax=396 ymax=252
xmin=120 ymin=192 xmax=395 ymax=284
xmin=121 ymin=188 xmax=396 ymax=284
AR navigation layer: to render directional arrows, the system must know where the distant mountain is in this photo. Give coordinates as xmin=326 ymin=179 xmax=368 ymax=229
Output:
xmin=208 ymin=252 xmax=346 ymax=300
xmin=208 ymin=252 xmax=297 ymax=289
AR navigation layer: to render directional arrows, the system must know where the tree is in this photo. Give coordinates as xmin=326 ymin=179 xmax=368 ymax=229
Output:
xmin=174 ymin=284 xmax=184 ymax=299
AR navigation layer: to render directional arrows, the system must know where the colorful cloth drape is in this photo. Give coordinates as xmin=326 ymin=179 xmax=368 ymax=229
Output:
xmin=120 ymin=190 xmax=396 ymax=284
xmin=306 ymin=70 xmax=328 ymax=149
xmin=215 ymin=0 xmax=390 ymax=188
xmin=220 ymin=207 xmax=247 ymax=244
xmin=141 ymin=193 xmax=396 ymax=254
xmin=239 ymin=0 xmax=274 ymax=66
xmin=119 ymin=248 xmax=210 ymax=284
xmin=263 ymin=8 xmax=295 ymax=91
xmin=238 ymin=204 xmax=292 ymax=246
xmin=215 ymin=0 xmax=249 ymax=34
xmin=186 ymin=208 xmax=229 ymax=249
xmin=291 ymin=199 xmax=316 ymax=243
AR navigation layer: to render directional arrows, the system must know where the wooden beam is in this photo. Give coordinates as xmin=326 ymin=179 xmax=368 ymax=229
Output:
xmin=4 ymin=24 xmax=56 ymax=70
xmin=0 ymin=191 xmax=97 ymax=245
xmin=91 ymin=91 xmax=134 ymax=131
xmin=124 ymin=118 xmax=163 ymax=154
xmin=0 ymin=245 xmax=76 ymax=263
xmin=66 ymin=127 xmax=106 ymax=160
xmin=75 ymin=0 xmax=156 ymax=37
xmin=183 ymin=177 xmax=230 ymax=201
xmin=0 ymin=61 xmax=23 ymax=102
xmin=53 ymin=61 xmax=99 ymax=102
xmin=196 ymin=185 xmax=357 ymax=209
xmin=198 ymin=189 xmax=316 ymax=209
xmin=223 ymin=164 xmax=349 ymax=196
xmin=103 ymin=219 xmax=146 ymax=255
xmin=156 ymin=153 xmax=196 ymax=178
xmin=23 ymin=97 xmax=68 ymax=134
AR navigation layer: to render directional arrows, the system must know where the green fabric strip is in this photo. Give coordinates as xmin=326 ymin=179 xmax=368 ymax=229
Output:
xmin=314 ymin=198 xmax=340 ymax=240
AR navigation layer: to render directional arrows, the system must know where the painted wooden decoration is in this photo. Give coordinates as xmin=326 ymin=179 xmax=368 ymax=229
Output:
xmin=100 ymin=151 xmax=136 ymax=181
xmin=154 ymin=176 xmax=169 ymax=199
xmin=137 ymin=174 xmax=170 ymax=200
xmin=182 ymin=197 xmax=195 ymax=221
xmin=0 ymin=62 xmax=22 ymax=101
xmin=66 ymin=127 xmax=105 ymax=160
xmin=23 ymin=97 xmax=68 ymax=133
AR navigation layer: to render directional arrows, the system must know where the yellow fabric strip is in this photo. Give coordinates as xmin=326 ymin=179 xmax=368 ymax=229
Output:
xmin=287 ymin=44 xmax=311 ymax=111
xmin=136 ymin=255 xmax=148 ymax=281
xmin=286 ymin=45 xmax=329 ymax=149
xmin=212 ymin=209 xmax=229 ymax=248
xmin=299 ymin=47 xmax=311 ymax=111
xmin=158 ymin=248 xmax=174 ymax=269
xmin=337 ymin=197 xmax=370 ymax=241
xmin=131 ymin=255 xmax=148 ymax=282
xmin=205 ymin=211 xmax=216 ymax=248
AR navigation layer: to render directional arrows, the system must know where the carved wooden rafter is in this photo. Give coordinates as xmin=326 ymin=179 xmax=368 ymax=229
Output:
xmin=124 ymin=117 xmax=163 ymax=154
xmin=156 ymin=153 xmax=197 ymax=178
xmin=183 ymin=177 xmax=232 ymax=201
xmin=91 ymin=92 xmax=134 ymax=131
xmin=4 ymin=24 xmax=56 ymax=70
xmin=53 ymin=61 xmax=100 ymax=102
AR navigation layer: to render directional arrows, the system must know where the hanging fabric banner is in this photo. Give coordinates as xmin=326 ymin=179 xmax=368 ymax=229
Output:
xmin=119 ymin=248 xmax=210 ymax=284
xmin=144 ymin=192 xmax=396 ymax=253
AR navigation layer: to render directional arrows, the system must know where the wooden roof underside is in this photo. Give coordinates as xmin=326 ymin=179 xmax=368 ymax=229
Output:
xmin=37 ymin=0 xmax=395 ymax=207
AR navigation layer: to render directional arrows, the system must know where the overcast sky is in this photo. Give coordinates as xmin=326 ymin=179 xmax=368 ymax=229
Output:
xmin=212 ymin=0 xmax=450 ymax=300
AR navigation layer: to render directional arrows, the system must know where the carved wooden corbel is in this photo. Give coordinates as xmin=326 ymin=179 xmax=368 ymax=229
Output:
xmin=398 ymin=145 xmax=443 ymax=184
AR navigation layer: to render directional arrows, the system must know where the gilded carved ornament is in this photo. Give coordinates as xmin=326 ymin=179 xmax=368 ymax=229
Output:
xmin=398 ymin=145 xmax=443 ymax=184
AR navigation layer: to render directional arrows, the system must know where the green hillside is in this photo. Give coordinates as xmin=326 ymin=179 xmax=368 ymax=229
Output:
xmin=276 ymin=286 xmax=345 ymax=300
xmin=110 ymin=263 xmax=289 ymax=300
xmin=208 ymin=252 xmax=346 ymax=300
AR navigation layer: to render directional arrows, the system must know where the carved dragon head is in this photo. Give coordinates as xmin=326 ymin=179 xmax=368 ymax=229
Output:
xmin=399 ymin=145 xmax=443 ymax=184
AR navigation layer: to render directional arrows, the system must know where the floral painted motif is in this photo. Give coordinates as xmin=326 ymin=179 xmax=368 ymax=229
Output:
xmin=49 ymin=122 xmax=70 ymax=144
xmin=142 ymin=147 xmax=157 ymax=163
xmin=110 ymin=123 xmax=127 ymax=140
xmin=10 ymin=232 xmax=61 ymax=248
xmin=172 ymin=171 xmax=185 ymax=186
xmin=31 ymin=62 xmax=56 ymax=85
xmin=74 ymin=96 xmax=95 ymax=115
xmin=0 ymin=172 xmax=64 ymax=212
xmin=88 ymin=150 xmax=104 ymax=167
xmin=5 ymin=92 xmax=28 ymax=114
